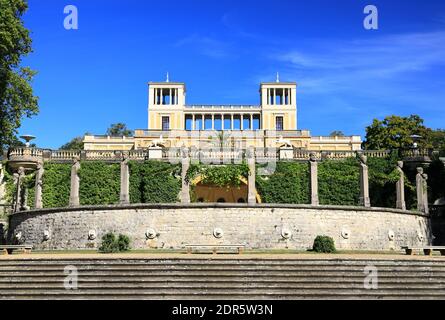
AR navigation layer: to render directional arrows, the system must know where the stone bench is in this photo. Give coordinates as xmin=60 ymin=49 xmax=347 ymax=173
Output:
xmin=0 ymin=245 xmax=33 ymax=255
xmin=401 ymin=246 xmax=445 ymax=256
xmin=185 ymin=244 xmax=245 ymax=255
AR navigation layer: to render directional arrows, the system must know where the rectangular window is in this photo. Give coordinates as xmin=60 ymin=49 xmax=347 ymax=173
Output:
xmin=276 ymin=116 xmax=284 ymax=131
xmin=162 ymin=116 xmax=170 ymax=131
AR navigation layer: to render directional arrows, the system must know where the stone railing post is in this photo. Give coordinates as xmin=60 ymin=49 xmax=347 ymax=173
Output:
xmin=247 ymin=147 xmax=256 ymax=205
xmin=180 ymin=148 xmax=191 ymax=204
xmin=34 ymin=162 xmax=44 ymax=209
xmin=359 ymin=154 xmax=371 ymax=207
xmin=309 ymin=153 xmax=319 ymax=205
xmin=416 ymin=167 xmax=429 ymax=214
xmin=13 ymin=167 xmax=25 ymax=212
xmin=120 ymin=157 xmax=130 ymax=205
xmin=395 ymin=161 xmax=406 ymax=210
xmin=69 ymin=157 xmax=81 ymax=207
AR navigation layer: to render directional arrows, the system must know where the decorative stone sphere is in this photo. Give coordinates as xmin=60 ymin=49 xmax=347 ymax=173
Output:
xmin=145 ymin=228 xmax=157 ymax=240
xmin=341 ymin=229 xmax=350 ymax=239
xmin=88 ymin=230 xmax=96 ymax=240
xmin=43 ymin=230 xmax=51 ymax=241
xmin=388 ymin=230 xmax=395 ymax=241
xmin=281 ymin=228 xmax=292 ymax=240
xmin=213 ymin=228 xmax=224 ymax=239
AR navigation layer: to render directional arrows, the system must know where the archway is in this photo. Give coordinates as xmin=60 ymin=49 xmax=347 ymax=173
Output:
xmin=191 ymin=175 xmax=262 ymax=203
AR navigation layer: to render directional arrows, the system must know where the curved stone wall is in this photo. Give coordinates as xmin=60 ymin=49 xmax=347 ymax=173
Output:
xmin=7 ymin=204 xmax=431 ymax=251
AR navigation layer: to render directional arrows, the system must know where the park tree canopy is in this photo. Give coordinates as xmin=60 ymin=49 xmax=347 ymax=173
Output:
xmin=363 ymin=115 xmax=435 ymax=150
xmin=0 ymin=0 xmax=39 ymax=149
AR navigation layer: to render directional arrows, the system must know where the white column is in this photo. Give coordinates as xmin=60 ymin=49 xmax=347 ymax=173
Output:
xmin=240 ymin=114 xmax=244 ymax=130
xmin=202 ymin=114 xmax=204 ymax=130
xmin=231 ymin=114 xmax=234 ymax=130
xmin=192 ymin=114 xmax=195 ymax=130
xmin=169 ymin=89 xmax=172 ymax=105
xmin=221 ymin=114 xmax=225 ymax=130
xmin=250 ymin=114 xmax=253 ymax=130
xmin=273 ymin=88 xmax=276 ymax=105
xmin=212 ymin=114 xmax=215 ymax=130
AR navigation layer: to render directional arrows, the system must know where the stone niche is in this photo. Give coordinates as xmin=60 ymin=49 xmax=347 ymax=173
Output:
xmin=7 ymin=204 xmax=432 ymax=251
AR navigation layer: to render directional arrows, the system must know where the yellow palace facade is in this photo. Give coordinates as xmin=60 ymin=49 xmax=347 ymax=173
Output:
xmin=83 ymin=78 xmax=362 ymax=151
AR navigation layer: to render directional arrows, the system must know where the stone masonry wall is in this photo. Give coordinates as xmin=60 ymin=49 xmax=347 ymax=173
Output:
xmin=7 ymin=204 xmax=431 ymax=251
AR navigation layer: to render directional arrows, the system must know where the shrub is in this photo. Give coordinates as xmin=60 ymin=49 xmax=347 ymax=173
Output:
xmin=98 ymin=232 xmax=131 ymax=253
xmin=117 ymin=234 xmax=131 ymax=252
xmin=313 ymin=235 xmax=336 ymax=253
xmin=98 ymin=232 xmax=120 ymax=253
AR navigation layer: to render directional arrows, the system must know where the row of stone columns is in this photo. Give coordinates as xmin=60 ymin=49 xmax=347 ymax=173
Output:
xmin=307 ymin=154 xmax=429 ymax=213
xmin=6 ymin=154 xmax=430 ymax=213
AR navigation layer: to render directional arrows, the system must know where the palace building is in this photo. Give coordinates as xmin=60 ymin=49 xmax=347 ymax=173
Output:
xmin=83 ymin=77 xmax=362 ymax=151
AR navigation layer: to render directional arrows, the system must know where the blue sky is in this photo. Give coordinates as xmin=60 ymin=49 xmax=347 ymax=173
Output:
xmin=18 ymin=0 xmax=445 ymax=148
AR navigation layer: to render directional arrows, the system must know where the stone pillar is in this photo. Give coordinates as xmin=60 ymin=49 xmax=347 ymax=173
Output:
xmin=416 ymin=167 xmax=429 ymax=214
xmin=120 ymin=158 xmax=130 ymax=205
xmin=359 ymin=155 xmax=371 ymax=207
xmin=69 ymin=157 xmax=81 ymax=207
xmin=247 ymin=147 xmax=256 ymax=205
xmin=395 ymin=161 xmax=406 ymax=210
xmin=309 ymin=153 xmax=319 ymax=206
xmin=13 ymin=167 xmax=25 ymax=212
xmin=221 ymin=114 xmax=225 ymax=130
xmin=180 ymin=148 xmax=191 ymax=204
xmin=34 ymin=162 xmax=44 ymax=209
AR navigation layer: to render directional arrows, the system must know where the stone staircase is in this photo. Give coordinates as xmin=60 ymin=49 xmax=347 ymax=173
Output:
xmin=1 ymin=258 xmax=445 ymax=299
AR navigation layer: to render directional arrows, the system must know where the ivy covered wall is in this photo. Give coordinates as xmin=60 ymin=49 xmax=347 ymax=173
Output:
xmin=256 ymin=162 xmax=310 ymax=204
xmin=78 ymin=162 xmax=120 ymax=206
xmin=42 ymin=163 xmax=71 ymax=208
xmin=318 ymin=158 xmax=360 ymax=206
xmin=129 ymin=161 xmax=181 ymax=203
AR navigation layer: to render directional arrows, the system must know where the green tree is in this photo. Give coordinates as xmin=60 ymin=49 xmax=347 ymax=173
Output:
xmin=0 ymin=0 xmax=39 ymax=149
xmin=60 ymin=135 xmax=86 ymax=150
xmin=329 ymin=131 xmax=345 ymax=137
xmin=363 ymin=115 xmax=432 ymax=150
xmin=106 ymin=123 xmax=133 ymax=137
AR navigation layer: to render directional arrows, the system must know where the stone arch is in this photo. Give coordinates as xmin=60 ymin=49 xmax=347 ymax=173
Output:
xmin=190 ymin=175 xmax=262 ymax=203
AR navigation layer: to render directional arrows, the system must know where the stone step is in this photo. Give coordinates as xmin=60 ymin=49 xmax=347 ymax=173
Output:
xmin=1 ymin=282 xmax=444 ymax=290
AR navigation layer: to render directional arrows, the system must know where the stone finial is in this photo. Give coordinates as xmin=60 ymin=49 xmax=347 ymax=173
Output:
xmin=309 ymin=152 xmax=317 ymax=162
xmin=358 ymin=153 xmax=367 ymax=165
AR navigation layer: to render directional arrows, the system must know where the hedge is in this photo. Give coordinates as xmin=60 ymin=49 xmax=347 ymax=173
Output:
xmin=78 ymin=162 xmax=120 ymax=205
xmin=42 ymin=163 xmax=71 ymax=208
xmin=256 ymin=162 xmax=310 ymax=204
xmin=128 ymin=161 xmax=181 ymax=203
xmin=318 ymin=158 xmax=360 ymax=206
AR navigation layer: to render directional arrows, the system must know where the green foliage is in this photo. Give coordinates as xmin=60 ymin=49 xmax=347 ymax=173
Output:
xmin=78 ymin=162 xmax=120 ymax=205
xmin=186 ymin=163 xmax=249 ymax=187
xmin=0 ymin=0 xmax=39 ymax=149
xmin=98 ymin=232 xmax=131 ymax=253
xmin=330 ymin=131 xmax=345 ymax=137
xmin=60 ymin=136 xmax=86 ymax=150
xmin=42 ymin=163 xmax=71 ymax=208
xmin=1 ymin=165 xmax=15 ymax=204
xmin=106 ymin=123 xmax=133 ymax=137
xmin=318 ymin=158 xmax=360 ymax=206
xmin=256 ymin=162 xmax=310 ymax=204
xmin=98 ymin=232 xmax=119 ymax=253
xmin=129 ymin=161 xmax=181 ymax=203
xmin=117 ymin=234 xmax=131 ymax=252
xmin=426 ymin=160 xmax=445 ymax=202
xmin=23 ymin=171 xmax=35 ymax=208
xmin=367 ymin=156 xmax=400 ymax=208
xmin=313 ymin=235 xmax=336 ymax=253
xmin=363 ymin=115 xmax=432 ymax=150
